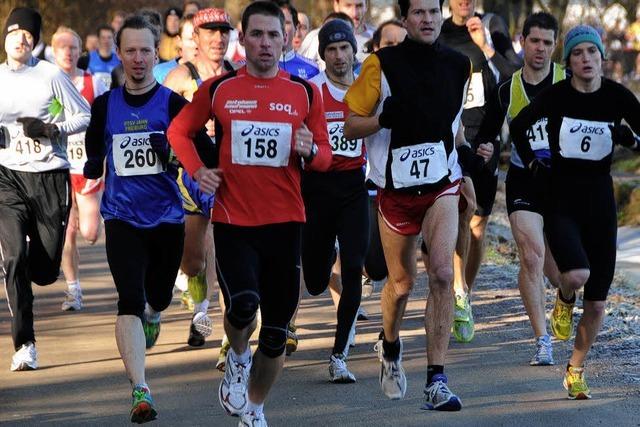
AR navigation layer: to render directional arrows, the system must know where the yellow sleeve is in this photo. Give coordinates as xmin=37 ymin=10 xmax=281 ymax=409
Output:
xmin=345 ymin=54 xmax=382 ymax=117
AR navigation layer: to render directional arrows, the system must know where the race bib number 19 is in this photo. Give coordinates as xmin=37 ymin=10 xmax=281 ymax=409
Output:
xmin=231 ymin=120 xmax=292 ymax=167
xmin=391 ymin=141 xmax=448 ymax=188
xmin=328 ymin=121 xmax=362 ymax=158
xmin=67 ymin=132 xmax=87 ymax=174
xmin=112 ymin=132 xmax=162 ymax=176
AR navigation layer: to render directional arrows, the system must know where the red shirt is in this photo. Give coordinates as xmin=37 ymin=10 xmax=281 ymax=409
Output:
xmin=310 ymin=72 xmax=366 ymax=172
xmin=167 ymin=67 xmax=332 ymax=226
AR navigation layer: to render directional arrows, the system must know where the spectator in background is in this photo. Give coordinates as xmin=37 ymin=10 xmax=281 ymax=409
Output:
xmin=84 ymin=33 xmax=98 ymax=53
xmin=626 ymin=6 xmax=640 ymax=52
xmin=110 ymin=10 xmax=126 ymax=33
xmin=624 ymin=51 xmax=640 ymax=98
xmin=293 ymin=12 xmax=311 ymax=51
xmin=273 ymin=0 xmax=319 ymax=79
xmin=183 ymin=0 xmax=201 ymax=16
xmin=159 ymin=7 xmax=183 ymax=62
xmin=154 ymin=13 xmax=198 ymax=83
xmin=363 ymin=19 xmax=406 ymax=53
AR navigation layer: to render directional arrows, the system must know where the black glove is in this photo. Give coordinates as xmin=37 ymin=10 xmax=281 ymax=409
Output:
xmin=149 ymin=132 xmax=179 ymax=178
xmin=83 ymin=159 xmax=103 ymax=179
xmin=0 ymin=126 xmax=8 ymax=149
xmin=529 ymin=157 xmax=551 ymax=188
xmin=378 ymin=96 xmax=400 ymax=129
xmin=609 ymin=123 xmax=636 ymax=148
xmin=17 ymin=117 xmax=60 ymax=139
xmin=457 ymin=144 xmax=486 ymax=176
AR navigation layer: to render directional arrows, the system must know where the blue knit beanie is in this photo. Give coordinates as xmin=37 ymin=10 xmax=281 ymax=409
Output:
xmin=563 ymin=25 xmax=605 ymax=61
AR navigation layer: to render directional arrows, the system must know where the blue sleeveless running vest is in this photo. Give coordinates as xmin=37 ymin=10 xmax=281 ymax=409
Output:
xmin=101 ymin=86 xmax=184 ymax=228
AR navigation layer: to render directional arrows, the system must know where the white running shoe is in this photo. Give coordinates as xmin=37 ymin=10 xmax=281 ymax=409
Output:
xmin=361 ymin=277 xmax=374 ymax=298
xmin=239 ymin=411 xmax=268 ymax=427
xmin=219 ymin=351 xmax=251 ymax=416
xmin=375 ymin=338 xmax=407 ymax=399
xmin=530 ymin=335 xmax=554 ymax=366
xmin=11 ymin=342 xmax=38 ymax=371
xmin=329 ymin=353 xmax=356 ymax=383
xmin=423 ymin=374 xmax=462 ymax=411
xmin=192 ymin=311 xmax=213 ymax=337
xmin=61 ymin=287 xmax=82 ymax=311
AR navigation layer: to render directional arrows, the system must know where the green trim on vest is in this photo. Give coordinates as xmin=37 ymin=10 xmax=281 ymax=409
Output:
xmin=507 ymin=63 xmax=565 ymax=123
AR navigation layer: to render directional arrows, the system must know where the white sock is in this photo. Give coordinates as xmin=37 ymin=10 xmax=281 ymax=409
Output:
xmin=193 ymin=298 xmax=209 ymax=314
xmin=67 ymin=280 xmax=80 ymax=291
xmin=230 ymin=346 xmax=251 ymax=365
xmin=144 ymin=303 xmax=160 ymax=322
xmin=246 ymin=399 xmax=264 ymax=415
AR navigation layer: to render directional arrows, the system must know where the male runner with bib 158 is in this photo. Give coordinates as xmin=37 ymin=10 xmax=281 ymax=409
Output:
xmin=0 ymin=7 xmax=90 ymax=372
xmin=168 ymin=3 xmax=331 ymax=425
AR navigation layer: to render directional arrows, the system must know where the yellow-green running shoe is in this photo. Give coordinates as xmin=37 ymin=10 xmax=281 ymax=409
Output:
xmin=563 ymin=366 xmax=591 ymax=400
xmin=180 ymin=290 xmax=194 ymax=312
xmin=286 ymin=323 xmax=298 ymax=356
xmin=130 ymin=385 xmax=157 ymax=423
xmin=143 ymin=316 xmax=161 ymax=349
xmin=551 ymin=291 xmax=574 ymax=341
xmin=453 ymin=294 xmax=474 ymax=343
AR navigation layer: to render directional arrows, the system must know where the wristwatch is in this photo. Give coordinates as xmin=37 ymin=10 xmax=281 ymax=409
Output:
xmin=305 ymin=143 xmax=318 ymax=162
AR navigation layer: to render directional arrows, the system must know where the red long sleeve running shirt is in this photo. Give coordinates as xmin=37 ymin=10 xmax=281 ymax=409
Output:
xmin=167 ymin=67 xmax=332 ymax=226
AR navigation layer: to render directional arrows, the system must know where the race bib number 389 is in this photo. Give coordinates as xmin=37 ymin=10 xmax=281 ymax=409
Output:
xmin=391 ymin=141 xmax=448 ymax=188
xmin=559 ymin=117 xmax=612 ymax=161
xmin=328 ymin=121 xmax=363 ymax=158
xmin=112 ymin=132 xmax=162 ymax=176
xmin=231 ymin=120 xmax=292 ymax=167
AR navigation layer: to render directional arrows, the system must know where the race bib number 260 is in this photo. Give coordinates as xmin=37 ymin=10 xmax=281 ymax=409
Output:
xmin=112 ymin=132 xmax=162 ymax=176
xmin=231 ymin=120 xmax=292 ymax=167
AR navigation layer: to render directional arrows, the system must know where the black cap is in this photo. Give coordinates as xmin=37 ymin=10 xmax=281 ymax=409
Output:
xmin=3 ymin=7 xmax=42 ymax=46
xmin=318 ymin=19 xmax=357 ymax=61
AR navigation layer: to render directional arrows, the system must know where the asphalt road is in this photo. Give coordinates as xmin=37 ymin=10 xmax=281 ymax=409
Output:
xmin=1 ymin=240 xmax=639 ymax=426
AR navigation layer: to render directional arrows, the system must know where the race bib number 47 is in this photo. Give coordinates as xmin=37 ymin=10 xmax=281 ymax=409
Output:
xmin=559 ymin=117 xmax=612 ymax=161
xmin=112 ymin=132 xmax=162 ymax=176
xmin=231 ymin=120 xmax=292 ymax=167
xmin=391 ymin=141 xmax=448 ymax=189
xmin=328 ymin=121 xmax=363 ymax=158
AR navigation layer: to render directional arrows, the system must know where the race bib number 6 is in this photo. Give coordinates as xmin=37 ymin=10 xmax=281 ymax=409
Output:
xmin=464 ymin=72 xmax=485 ymax=110
xmin=6 ymin=124 xmax=53 ymax=164
xmin=559 ymin=117 xmax=612 ymax=161
xmin=391 ymin=141 xmax=448 ymax=188
xmin=112 ymin=132 xmax=162 ymax=176
xmin=328 ymin=121 xmax=363 ymax=158
xmin=231 ymin=120 xmax=292 ymax=167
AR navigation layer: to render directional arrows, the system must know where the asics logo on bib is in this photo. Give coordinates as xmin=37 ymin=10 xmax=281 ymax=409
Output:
xmin=399 ymin=146 xmax=437 ymax=162
xmin=569 ymin=122 xmax=606 ymax=135
xmin=269 ymin=102 xmax=297 ymax=116
xmin=240 ymin=124 xmax=281 ymax=137
xmin=119 ymin=135 xmax=151 ymax=149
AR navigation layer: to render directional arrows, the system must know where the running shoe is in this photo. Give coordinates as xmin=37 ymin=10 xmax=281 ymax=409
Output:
xmin=188 ymin=317 xmax=205 ymax=347
xmin=453 ymin=294 xmax=474 ymax=343
xmin=130 ymin=385 xmax=157 ymax=424
xmin=217 ymin=335 xmax=231 ymax=371
xmin=285 ymin=324 xmax=298 ymax=356
xmin=239 ymin=410 xmax=268 ymax=427
xmin=357 ymin=306 xmax=369 ymax=321
xmin=551 ymin=291 xmax=575 ymax=341
xmin=329 ymin=353 xmax=356 ymax=383
xmin=10 ymin=342 xmax=38 ymax=371
xmin=219 ymin=351 xmax=251 ymax=416
xmin=143 ymin=315 xmax=161 ymax=349
xmin=61 ymin=287 xmax=82 ymax=311
xmin=362 ymin=277 xmax=374 ymax=298
xmin=374 ymin=337 xmax=407 ymax=399
xmin=192 ymin=311 xmax=213 ymax=337
xmin=180 ymin=290 xmax=194 ymax=312
xmin=530 ymin=335 xmax=554 ymax=366
xmin=423 ymin=374 xmax=462 ymax=411
xmin=563 ymin=366 xmax=591 ymax=400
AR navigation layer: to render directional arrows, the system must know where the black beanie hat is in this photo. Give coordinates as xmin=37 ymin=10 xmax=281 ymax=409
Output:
xmin=3 ymin=7 xmax=42 ymax=46
xmin=318 ymin=19 xmax=357 ymax=61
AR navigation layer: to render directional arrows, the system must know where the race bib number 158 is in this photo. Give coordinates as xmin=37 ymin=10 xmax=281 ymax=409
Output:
xmin=231 ymin=120 xmax=292 ymax=167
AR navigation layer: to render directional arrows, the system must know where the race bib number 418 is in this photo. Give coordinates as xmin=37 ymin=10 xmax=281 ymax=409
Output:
xmin=391 ymin=141 xmax=448 ymax=188
xmin=112 ymin=132 xmax=162 ymax=176
xmin=6 ymin=124 xmax=53 ymax=164
xmin=231 ymin=120 xmax=292 ymax=167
